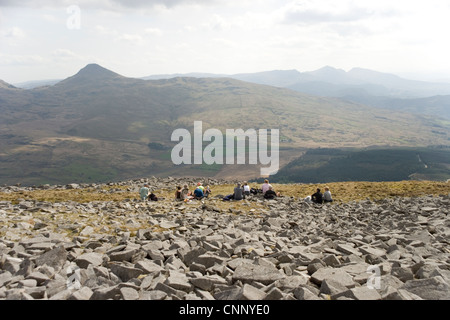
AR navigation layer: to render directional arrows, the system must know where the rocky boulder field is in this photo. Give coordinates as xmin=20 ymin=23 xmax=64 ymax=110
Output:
xmin=0 ymin=177 xmax=449 ymax=300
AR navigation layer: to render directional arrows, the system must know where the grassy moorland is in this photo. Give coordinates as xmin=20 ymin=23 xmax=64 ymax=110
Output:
xmin=1 ymin=180 xmax=448 ymax=206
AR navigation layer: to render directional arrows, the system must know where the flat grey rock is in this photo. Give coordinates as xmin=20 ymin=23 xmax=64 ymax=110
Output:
xmin=320 ymin=278 xmax=349 ymax=296
xmin=35 ymin=246 xmax=67 ymax=270
xmin=293 ymin=286 xmax=321 ymax=300
xmin=239 ymin=284 xmax=267 ymax=300
xmin=109 ymin=248 xmax=138 ymax=262
xmin=400 ymin=276 xmax=450 ymax=300
xmin=189 ymin=275 xmax=228 ymax=291
xmin=310 ymin=267 xmax=356 ymax=288
xmin=75 ymin=252 xmax=104 ymax=269
xmin=90 ymin=286 xmax=120 ymax=300
xmin=68 ymin=286 xmax=93 ymax=300
xmin=134 ymin=259 xmax=164 ymax=275
xmin=232 ymin=262 xmax=284 ymax=285
xmin=164 ymin=271 xmax=193 ymax=292
xmin=336 ymin=244 xmax=362 ymax=256
xmin=109 ymin=263 xmax=143 ymax=282
xmin=140 ymin=290 xmax=167 ymax=300
xmin=120 ymin=287 xmax=140 ymax=300
xmin=332 ymin=286 xmax=382 ymax=300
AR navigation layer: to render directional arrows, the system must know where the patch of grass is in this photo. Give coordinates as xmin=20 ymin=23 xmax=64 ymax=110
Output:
xmin=1 ymin=180 xmax=448 ymax=207
xmin=0 ymin=188 xmax=135 ymax=203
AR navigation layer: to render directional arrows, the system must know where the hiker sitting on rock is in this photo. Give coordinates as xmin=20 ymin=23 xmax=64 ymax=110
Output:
xmin=139 ymin=184 xmax=149 ymax=201
xmin=196 ymin=182 xmax=205 ymax=193
xmin=175 ymin=186 xmax=183 ymax=201
xmin=263 ymin=186 xmax=280 ymax=199
xmin=181 ymin=185 xmax=193 ymax=200
xmin=243 ymin=182 xmax=251 ymax=196
xmin=323 ymin=186 xmax=333 ymax=203
xmin=193 ymin=186 xmax=204 ymax=200
xmin=261 ymin=179 xmax=272 ymax=195
xmin=311 ymin=188 xmax=323 ymax=204
xmin=204 ymin=185 xmax=212 ymax=198
xmin=233 ymin=183 xmax=245 ymax=200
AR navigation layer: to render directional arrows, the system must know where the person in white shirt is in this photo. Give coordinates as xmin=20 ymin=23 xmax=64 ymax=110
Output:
xmin=243 ymin=182 xmax=251 ymax=196
xmin=323 ymin=186 xmax=333 ymax=203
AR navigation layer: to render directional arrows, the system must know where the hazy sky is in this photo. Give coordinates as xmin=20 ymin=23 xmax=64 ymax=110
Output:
xmin=1 ymin=0 xmax=450 ymax=83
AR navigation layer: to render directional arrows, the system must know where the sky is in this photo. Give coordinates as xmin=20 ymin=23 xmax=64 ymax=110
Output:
xmin=1 ymin=0 xmax=450 ymax=84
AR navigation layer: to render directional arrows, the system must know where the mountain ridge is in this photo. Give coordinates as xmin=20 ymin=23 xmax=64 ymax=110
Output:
xmin=1 ymin=63 xmax=449 ymax=185
xmin=9 ymin=64 xmax=450 ymax=94
xmin=141 ymin=66 xmax=450 ymax=117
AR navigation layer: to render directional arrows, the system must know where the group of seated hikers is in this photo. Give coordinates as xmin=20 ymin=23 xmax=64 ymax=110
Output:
xmin=174 ymin=182 xmax=212 ymax=201
xmin=304 ymin=186 xmax=333 ymax=204
xmin=222 ymin=179 xmax=282 ymax=201
xmin=171 ymin=180 xmax=282 ymax=202
xmin=140 ymin=180 xmax=333 ymax=204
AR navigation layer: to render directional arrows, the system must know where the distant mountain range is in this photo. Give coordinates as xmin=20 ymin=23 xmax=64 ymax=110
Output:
xmin=143 ymin=66 xmax=450 ymax=99
xmin=145 ymin=67 xmax=450 ymax=120
xmin=13 ymin=79 xmax=61 ymax=89
xmin=17 ymin=65 xmax=450 ymax=120
xmin=1 ymin=63 xmax=449 ymax=186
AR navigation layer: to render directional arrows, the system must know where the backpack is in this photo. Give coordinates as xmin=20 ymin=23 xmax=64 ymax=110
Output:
xmin=149 ymin=193 xmax=158 ymax=201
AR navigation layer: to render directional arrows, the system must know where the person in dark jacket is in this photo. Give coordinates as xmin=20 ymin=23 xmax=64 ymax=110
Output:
xmin=311 ymin=188 xmax=323 ymax=204
xmin=263 ymin=186 xmax=278 ymax=199
xmin=175 ymin=186 xmax=182 ymax=200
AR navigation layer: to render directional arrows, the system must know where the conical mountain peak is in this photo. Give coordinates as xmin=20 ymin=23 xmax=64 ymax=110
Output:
xmin=74 ymin=63 xmax=123 ymax=79
xmin=55 ymin=63 xmax=124 ymax=87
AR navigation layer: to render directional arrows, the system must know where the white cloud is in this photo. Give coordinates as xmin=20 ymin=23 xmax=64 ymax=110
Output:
xmin=0 ymin=53 xmax=45 ymax=65
xmin=52 ymin=48 xmax=79 ymax=59
xmin=41 ymin=13 xmax=59 ymax=23
xmin=116 ymin=33 xmax=144 ymax=45
xmin=52 ymin=48 xmax=75 ymax=56
xmin=211 ymin=37 xmax=236 ymax=48
xmin=282 ymin=0 xmax=374 ymax=24
xmin=183 ymin=25 xmax=197 ymax=32
xmin=1 ymin=26 xmax=25 ymax=38
xmin=95 ymin=25 xmax=114 ymax=35
xmin=0 ymin=0 xmax=224 ymax=10
xmin=204 ymin=14 xmax=231 ymax=31
xmin=95 ymin=25 xmax=160 ymax=45
xmin=144 ymin=27 xmax=162 ymax=36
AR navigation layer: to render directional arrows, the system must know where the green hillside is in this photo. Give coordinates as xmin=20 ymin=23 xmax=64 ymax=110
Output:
xmin=269 ymin=146 xmax=450 ymax=183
